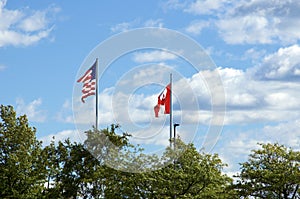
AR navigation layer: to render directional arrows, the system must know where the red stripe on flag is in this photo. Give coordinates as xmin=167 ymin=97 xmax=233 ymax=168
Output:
xmin=77 ymin=70 xmax=92 ymax=83
xmin=77 ymin=61 xmax=97 ymax=103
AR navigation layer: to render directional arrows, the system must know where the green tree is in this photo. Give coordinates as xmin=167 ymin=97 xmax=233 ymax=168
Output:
xmin=0 ymin=105 xmax=45 ymax=198
xmin=145 ymin=138 xmax=236 ymax=199
xmin=84 ymin=124 xmax=144 ymax=198
xmin=41 ymin=124 xmax=132 ymax=199
xmin=235 ymin=143 xmax=300 ymax=199
xmin=0 ymin=104 xmax=236 ymax=199
xmin=57 ymin=140 xmax=97 ymax=198
xmin=103 ymin=138 xmax=236 ymax=199
xmin=41 ymin=139 xmax=84 ymax=198
xmin=41 ymin=139 xmax=66 ymax=198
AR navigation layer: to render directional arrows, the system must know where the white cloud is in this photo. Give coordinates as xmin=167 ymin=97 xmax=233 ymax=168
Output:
xmin=0 ymin=0 xmax=58 ymax=47
xmin=144 ymin=19 xmax=164 ymax=28
xmin=75 ymin=58 xmax=300 ymax=129
xmin=162 ymin=0 xmax=189 ymax=11
xmin=219 ymin=68 xmax=300 ymax=124
xmin=216 ymin=119 xmax=300 ymax=175
xmin=224 ymin=110 xmax=299 ymax=125
xmin=263 ymin=120 xmax=300 ymax=150
xmin=215 ymin=129 xmax=265 ymax=175
xmin=265 ymin=92 xmax=299 ymax=109
xmin=110 ymin=22 xmax=133 ymax=33
xmin=73 ymin=87 xmax=115 ymax=126
xmin=185 ymin=20 xmax=209 ymax=35
xmin=184 ymin=0 xmax=231 ymax=15
xmin=132 ymin=50 xmax=177 ymax=63
xmin=55 ymin=99 xmax=74 ymax=123
xmin=217 ymin=14 xmax=274 ymax=44
xmin=216 ymin=0 xmax=300 ymax=44
xmin=111 ymin=18 xmax=164 ymax=33
xmin=227 ymin=133 xmax=262 ymax=157
xmin=166 ymin=0 xmax=300 ymax=44
xmin=18 ymin=11 xmax=48 ymax=32
xmin=130 ymin=126 xmax=171 ymax=147
xmin=250 ymin=45 xmax=300 ymax=80
xmin=242 ymin=48 xmax=267 ymax=63
xmin=73 ymin=45 xmax=300 ymax=150
xmin=16 ymin=98 xmax=47 ymax=122
xmin=0 ymin=0 xmax=23 ymax=30
xmin=186 ymin=45 xmax=300 ymax=175
xmin=187 ymin=56 xmax=300 ymax=125
xmin=0 ymin=28 xmax=53 ymax=47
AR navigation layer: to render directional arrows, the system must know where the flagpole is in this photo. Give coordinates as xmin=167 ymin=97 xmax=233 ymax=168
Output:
xmin=169 ymin=73 xmax=172 ymax=148
xmin=95 ymin=58 xmax=99 ymax=131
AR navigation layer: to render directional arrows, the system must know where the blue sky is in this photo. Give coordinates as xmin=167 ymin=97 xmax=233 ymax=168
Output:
xmin=1 ymin=0 xmax=300 ymax=175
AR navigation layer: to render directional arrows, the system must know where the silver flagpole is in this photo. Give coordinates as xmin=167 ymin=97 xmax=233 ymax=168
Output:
xmin=169 ymin=73 xmax=172 ymax=148
xmin=95 ymin=58 xmax=99 ymax=131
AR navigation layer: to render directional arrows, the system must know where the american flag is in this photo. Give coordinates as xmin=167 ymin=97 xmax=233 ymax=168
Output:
xmin=77 ymin=60 xmax=97 ymax=103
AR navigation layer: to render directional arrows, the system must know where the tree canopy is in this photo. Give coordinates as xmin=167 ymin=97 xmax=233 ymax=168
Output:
xmin=0 ymin=105 xmax=299 ymax=198
xmin=0 ymin=105 xmax=45 ymax=198
xmin=235 ymin=143 xmax=300 ymax=199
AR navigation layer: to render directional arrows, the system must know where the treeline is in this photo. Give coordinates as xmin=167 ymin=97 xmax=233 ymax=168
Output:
xmin=0 ymin=105 xmax=299 ymax=198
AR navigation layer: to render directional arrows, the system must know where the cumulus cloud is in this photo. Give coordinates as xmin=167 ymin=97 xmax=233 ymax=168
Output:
xmin=216 ymin=119 xmax=300 ymax=176
xmin=216 ymin=0 xmax=300 ymax=44
xmin=75 ymin=48 xmax=300 ymax=129
xmin=220 ymin=70 xmax=300 ymax=124
xmin=18 ymin=10 xmax=48 ymax=32
xmin=242 ymin=48 xmax=267 ymax=63
xmin=0 ymin=0 xmax=59 ymax=47
xmin=215 ymin=128 xmax=266 ymax=175
xmin=217 ymin=14 xmax=274 ymax=44
xmin=16 ymin=98 xmax=47 ymax=122
xmin=165 ymin=0 xmax=300 ymax=44
xmin=210 ymin=45 xmax=300 ymax=173
xmin=194 ymin=53 xmax=300 ymax=124
xmin=182 ymin=65 xmax=300 ymax=125
xmin=55 ymin=99 xmax=74 ymax=123
xmin=73 ymin=72 xmax=299 ymax=153
xmin=73 ymin=87 xmax=115 ymax=126
xmin=184 ymin=0 xmax=231 ymax=15
xmin=250 ymin=44 xmax=300 ymax=80
xmin=0 ymin=28 xmax=53 ymax=47
xmin=72 ymin=45 xmax=300 ymax=151
xmin=262 ymin=120 xmax=300 ymax=150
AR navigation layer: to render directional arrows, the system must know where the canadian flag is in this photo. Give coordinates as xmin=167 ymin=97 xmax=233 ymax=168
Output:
xmin=154 ymin=84 xmax=171 ymax=117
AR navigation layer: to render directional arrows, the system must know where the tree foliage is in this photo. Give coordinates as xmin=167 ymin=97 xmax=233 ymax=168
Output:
xmin=139 ymin=139 xmax=236 ymax=199
xmin=3 ymin=105 xmax=300 ymax=198
xmin=0 ymin=105 xmax=45 ymax=198
xmin=0 ymin=104 xmax=234 ymax=198
xmin=235 ymin=143 xmax=300 ymax=199
xmin=41 ymin=124 xmax=131 ymax=198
